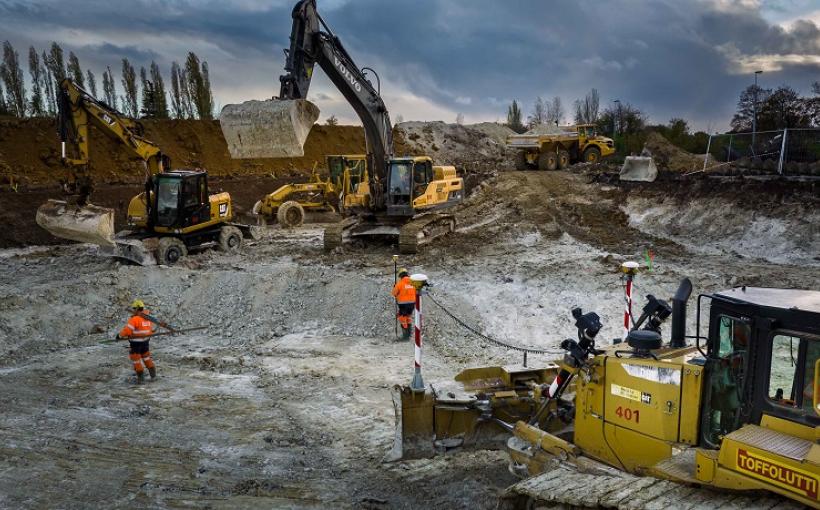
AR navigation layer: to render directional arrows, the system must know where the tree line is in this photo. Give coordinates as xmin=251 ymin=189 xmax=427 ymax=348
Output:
xmin=0 ymin=40 xmax=215 ymax=120
xmin=505 ymin=81 xmax=820 ymax=155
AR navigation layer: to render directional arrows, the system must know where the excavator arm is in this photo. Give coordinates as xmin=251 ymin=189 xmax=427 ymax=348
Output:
xmin=220 ymin=0 xmax=392 ymax=198
xmin=57 ymin=78 xmax=167 ymax=204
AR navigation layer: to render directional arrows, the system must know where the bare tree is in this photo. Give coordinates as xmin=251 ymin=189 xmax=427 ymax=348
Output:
xmin=86 ymin=69 xmax=97 ymax=97
xmin=120 ymin=58 xmax=138 ymax=117
xmin=1 ymin=41 xmax=26 ymax=117
xmin=28 ymin=47 xmax=45 ymax=116
xmin=0 ymin=82 xmax=8 ymax=116
xmin=41 ymin=50 xmax=56 ymax=115
xmin=527 ymin=96 xmax=547 ymax=127
xmin=169 ymin=61 xmax=184 ymax=118
xmin=326 ymin=114 xmax=338 ymax=126
xmin=102 ymin=66 xmax=117 ymax=109
xmin=573 ymin=88 xmax=600 ymax=124
xmin=67 ymin=51 xmax=84 ymax=88
xmin=545 ymin=96 xmax=564 ymax=125
xmin=394 ymin=114 xmax=404 ymax=125
xmin=46 ymin=43 xmax=66 ymax=83
xmin=455 ymin=112 xmax=464 ymax=125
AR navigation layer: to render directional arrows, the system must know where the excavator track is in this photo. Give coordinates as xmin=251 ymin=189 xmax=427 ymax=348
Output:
xmin=323 ymin=217 xmax=359 ymax=251
xmin=398 ymin=213 xmax=456 ymax=254
xmin=499 ymin=464 xmax=802 ymax=510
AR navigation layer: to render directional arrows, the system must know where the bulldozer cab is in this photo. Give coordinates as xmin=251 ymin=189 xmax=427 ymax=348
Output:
xmin=327 ymin=155 xmax=366 ymax=192
xmin=698 ymin=288 xmax=820 ymax=448
xmin=152 ymin=171 xmax=211 ymax=229
xmin=387 ymin=158 xmax=433 ymax=215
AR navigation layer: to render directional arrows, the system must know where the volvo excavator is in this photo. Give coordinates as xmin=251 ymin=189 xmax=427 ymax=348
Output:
xmin=392 ymin=277 xmax=820 ymax=508
xmin=35 ymin=79 xmax=261 ymax=265
xmin=219 ymin=0 xmax=463 ymax=253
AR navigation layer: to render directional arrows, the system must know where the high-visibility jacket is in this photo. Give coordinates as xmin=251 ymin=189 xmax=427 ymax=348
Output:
xmin=119 ymin=312 xmax=155 ymax=341
xmin=392 ymin=276 xmax=416 ymax=304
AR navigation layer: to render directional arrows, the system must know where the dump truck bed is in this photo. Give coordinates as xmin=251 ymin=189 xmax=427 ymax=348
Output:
xmin=506 ymin=132 xmax=579 ymax=149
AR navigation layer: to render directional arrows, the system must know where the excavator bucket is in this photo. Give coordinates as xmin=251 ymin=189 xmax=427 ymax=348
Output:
xmin=35 ymin=200 xmax=116 ymax=246
xmin=619 ymin=156 xmax=658 ymax=182
xmin=218 ymin=99 xmax=320 ymax=159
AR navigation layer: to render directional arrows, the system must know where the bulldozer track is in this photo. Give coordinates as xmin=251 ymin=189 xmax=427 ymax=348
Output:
xmin=323 ymin=217 xmax=358 ymax=251
xmin=398 ymin=213 xmax=456 ymax=254
xmin=499 ymin=464 xmax=803 ymax=509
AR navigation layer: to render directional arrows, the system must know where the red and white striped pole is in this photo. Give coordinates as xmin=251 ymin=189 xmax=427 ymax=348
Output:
xmin=409 ymin=273 xmax=428 ymax=392
xmin=621 ymin=261 xmax=640 ymax=340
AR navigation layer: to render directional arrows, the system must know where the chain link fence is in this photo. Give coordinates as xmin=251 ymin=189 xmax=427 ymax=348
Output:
xmin=700 ymin=128 xmax=820 ymax=177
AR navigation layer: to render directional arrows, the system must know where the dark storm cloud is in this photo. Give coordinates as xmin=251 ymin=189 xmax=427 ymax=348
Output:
xmin=0 ymin=0 xmax=817 ymax=129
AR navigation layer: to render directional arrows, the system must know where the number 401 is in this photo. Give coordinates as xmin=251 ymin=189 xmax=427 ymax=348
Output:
xmin=615 ymin=406 xmax=640 ymax=423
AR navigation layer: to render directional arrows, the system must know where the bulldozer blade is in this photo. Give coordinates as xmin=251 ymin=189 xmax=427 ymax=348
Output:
xmin=219 ymin=99 xmax=320 ymax=159
xmin=620 ymin=156 xmax=658 ymax=182
xmin=385 ymin=385 xmax=436 ymax=462
xmin=36 ymin=200 xmax=115 ymax=246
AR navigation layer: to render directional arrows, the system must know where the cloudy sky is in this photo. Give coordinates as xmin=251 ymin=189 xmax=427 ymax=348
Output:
xmin=1 ymin=0 xmax=818 ymax=131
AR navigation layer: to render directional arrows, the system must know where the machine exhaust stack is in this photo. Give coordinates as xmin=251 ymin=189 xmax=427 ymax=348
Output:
xmin=219 ymin=99 xmax=320 ymax=159
xmin=670 ymin=278 xmax=693 ymax=348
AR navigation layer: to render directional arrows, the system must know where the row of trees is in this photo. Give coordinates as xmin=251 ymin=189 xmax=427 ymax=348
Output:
xmin=505 ymin=88 xmax=612 ymax=133
xmin=0 ymin=40 xmax=215 ymax=120
xmin=730 ymin=82 xmax=820 ymax=132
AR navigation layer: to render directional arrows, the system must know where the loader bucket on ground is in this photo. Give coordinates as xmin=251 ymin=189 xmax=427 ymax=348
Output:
xmin=36 ymin=200 xmax=115 ymax=246
xmin=219 ymin=99 xmax=320 ymax=159
xmin=619 ymin=156 xmax=658 ymax=182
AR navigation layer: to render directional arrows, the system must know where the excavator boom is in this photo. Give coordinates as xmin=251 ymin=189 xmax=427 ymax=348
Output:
xmin=36 ymin=79 xmax=166 ymax=246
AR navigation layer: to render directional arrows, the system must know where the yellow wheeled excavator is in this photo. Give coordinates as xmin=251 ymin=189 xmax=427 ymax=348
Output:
xmin=35 ymin=79 xmax=262 ymax=265
xmin=392 ymin=279 xmax=820 ymax=508
xmin=219 ymin=0 xmax=463 ymax=253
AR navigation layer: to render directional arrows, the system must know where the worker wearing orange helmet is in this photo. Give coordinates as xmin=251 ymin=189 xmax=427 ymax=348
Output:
xmin=392 ymin=268 xmax=416 ymax=340
xmin=116 ymin=299 xmax=157 ymax=384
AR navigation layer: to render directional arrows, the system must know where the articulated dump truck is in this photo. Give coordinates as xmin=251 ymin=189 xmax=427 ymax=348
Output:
xmin=507 ymin=124 xmax=615 ymax=170
xmin=392 ymin=280 xmax=820 ymax=508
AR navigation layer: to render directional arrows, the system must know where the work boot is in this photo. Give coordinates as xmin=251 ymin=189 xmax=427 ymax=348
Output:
xmin=136 ymin=371 xmax=145 ymax=385
xmin=148 ymin=367 xmax=157 ymax=380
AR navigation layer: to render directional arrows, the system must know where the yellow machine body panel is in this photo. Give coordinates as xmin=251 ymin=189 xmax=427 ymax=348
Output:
xmin=412 ymin=165 xmax=463 ymax=210
xmin=127 ymin=191 xmax=233 ymax=234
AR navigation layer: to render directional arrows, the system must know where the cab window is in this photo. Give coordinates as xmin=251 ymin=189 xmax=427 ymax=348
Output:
xmin=768 ymin=334 xmax=819 ymax=412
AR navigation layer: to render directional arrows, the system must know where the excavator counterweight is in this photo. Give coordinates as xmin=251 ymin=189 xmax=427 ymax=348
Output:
xmin=219 ymin=98 xmax=319 ymax=159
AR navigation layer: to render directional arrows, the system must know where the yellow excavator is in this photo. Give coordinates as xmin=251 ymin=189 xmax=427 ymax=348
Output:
xmin=219 ymin=0 xmax=463 ymax=253
xmin=35 ymin=79 xmax=261 ymax=265
xmin=393 ymin=277 xmax=820 ymax=508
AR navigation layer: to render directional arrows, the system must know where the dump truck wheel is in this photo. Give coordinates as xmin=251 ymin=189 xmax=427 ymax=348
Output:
xmin=583 ymin=146 xmax=601 ymax=163
xmin=538 ymin=151 xmax=558 ymax=171
xmin=557 ymin=150 xmax=570 ymax=169
xmin=515 ymin=151 xmax=529 ymax=170
xmin=218 ymin=226 xmax=243 ymax=252
xmin=157 ymin=237 xmax=187 ymax=265
xmin=277 ymin=200 xmax=305 ymax=228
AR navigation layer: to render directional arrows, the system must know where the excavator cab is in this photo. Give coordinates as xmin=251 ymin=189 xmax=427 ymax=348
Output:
xmin=150 ymin=171 xmax=211 ymax=229
xmin=386 ymin=158 xmax=433 ymax=215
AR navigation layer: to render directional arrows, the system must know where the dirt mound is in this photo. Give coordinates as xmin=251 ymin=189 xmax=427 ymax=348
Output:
xmin=642 ymin=131 xmax=712 ymax=173
xmin=394 ymin=121 xmax=515 ymax=187
xmin=0 ymin=116 xmax=367 ymax=188
xmin=523 ymin=124 xmax=572 ymax=136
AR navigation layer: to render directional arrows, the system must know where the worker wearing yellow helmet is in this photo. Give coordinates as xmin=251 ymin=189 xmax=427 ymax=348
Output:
xmin=115 ymin=299 xmax=157 ymax=384
xmin=391 ymin=268 xmax=416 ymax=340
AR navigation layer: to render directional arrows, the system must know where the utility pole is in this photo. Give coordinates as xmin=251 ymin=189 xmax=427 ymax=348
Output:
xmin=752 ymin=70 xmax=762 ymax=152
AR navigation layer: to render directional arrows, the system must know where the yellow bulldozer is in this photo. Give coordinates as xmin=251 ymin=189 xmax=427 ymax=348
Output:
xmin=219 ymin=0 xmax=464 ymax=253
xmin=393 ymin=278 xmax=820 ymax=508
xmin=35 ymin=79 xmax=262 ymax=265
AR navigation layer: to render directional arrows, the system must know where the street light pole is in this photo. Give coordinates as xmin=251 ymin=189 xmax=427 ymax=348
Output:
xmin=752 ymin=70 xmax=762 ymax=152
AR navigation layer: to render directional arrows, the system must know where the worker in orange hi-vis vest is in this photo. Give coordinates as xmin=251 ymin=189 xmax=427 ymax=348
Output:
xmin=116 ymin=299 xmax=157 ymax=384
xmin=391 ymin=268 xmax=416 ymax=340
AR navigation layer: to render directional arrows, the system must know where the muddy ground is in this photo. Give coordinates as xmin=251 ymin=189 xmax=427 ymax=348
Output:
xmin=0 ymin=170 xmax=818 ymax=509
